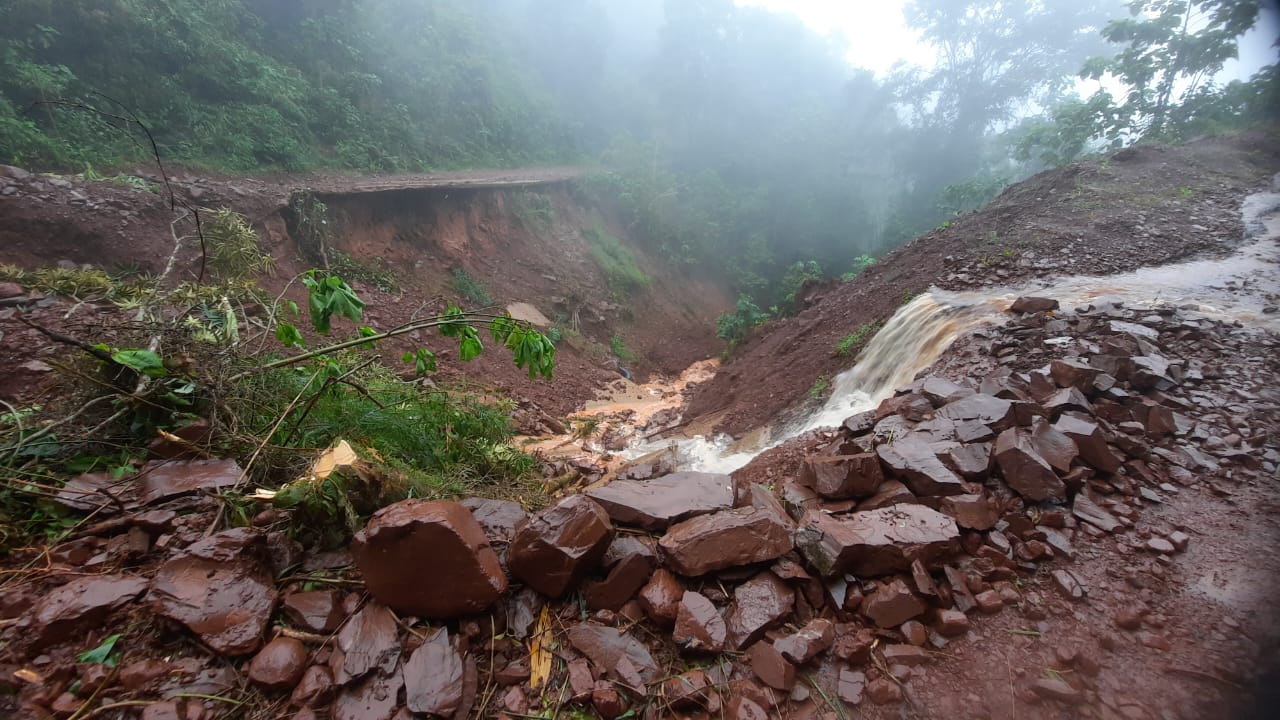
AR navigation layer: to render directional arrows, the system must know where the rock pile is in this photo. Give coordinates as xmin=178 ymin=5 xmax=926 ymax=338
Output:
xmin=5 ymin=293 xmax=1276 ymax=720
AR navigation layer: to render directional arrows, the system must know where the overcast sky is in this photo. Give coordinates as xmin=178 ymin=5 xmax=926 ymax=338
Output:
xmin=737 ymin=0 xmax=1280 ymax=83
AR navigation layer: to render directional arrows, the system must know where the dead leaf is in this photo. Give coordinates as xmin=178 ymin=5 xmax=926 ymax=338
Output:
xmin=529 ymin=605 xmax=553 ymax=690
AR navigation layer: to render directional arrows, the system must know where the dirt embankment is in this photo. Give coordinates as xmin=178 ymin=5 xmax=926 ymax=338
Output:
xmin=686 ymin=130 xmax=1280 ymax=437
xmin=0 ymin=166 xmax=731 ymax=417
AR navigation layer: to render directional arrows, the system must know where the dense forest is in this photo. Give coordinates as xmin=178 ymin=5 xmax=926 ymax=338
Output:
xmin=1 ymin=0 xmax=1275 ymax=303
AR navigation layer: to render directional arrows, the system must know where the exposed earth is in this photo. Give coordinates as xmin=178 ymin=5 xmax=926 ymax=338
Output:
xmin=1 ymin=131 xmax=1279 ymax=720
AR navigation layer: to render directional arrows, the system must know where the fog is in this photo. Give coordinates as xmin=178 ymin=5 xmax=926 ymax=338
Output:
xmin=1 ymin=0 xmax=1275 ymax=304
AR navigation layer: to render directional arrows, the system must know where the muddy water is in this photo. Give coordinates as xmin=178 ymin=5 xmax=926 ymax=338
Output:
xmin=616 ymin=187 xmax=1280 ymax=474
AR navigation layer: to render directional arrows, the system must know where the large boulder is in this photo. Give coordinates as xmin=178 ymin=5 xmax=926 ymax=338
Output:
xmin=508 ymin=495 xmax=613 ymax=597
xmin=1054 ymin=414 xmax=1123 ymax=473
xmin=587 ymin=472 xmax=734 ymax=530
xmin=659 ymin=506 xmax=793 ymax=576
xmin=993 ymin=428 xmax=1066 ymax=502
xmin=352 ymin=499 xmax=506 ymax=618
xmin=725 ymin=572 xmax=794 ymax=650
xmin=875 ymin=435 xmax=965 ymax=496
xmin=795 ymin=505 xmax=958 ymax=577
xmin=798 ymin=454 xmax=883 ymax=499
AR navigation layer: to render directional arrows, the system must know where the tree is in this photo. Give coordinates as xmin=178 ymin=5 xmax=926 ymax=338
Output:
xmin=1081 ymin=0 xmax=1268 ymax=141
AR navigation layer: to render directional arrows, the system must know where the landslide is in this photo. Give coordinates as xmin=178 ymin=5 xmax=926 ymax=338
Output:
xmin=687 ymin=129 xmax=1280 ymax=438
xmin=0 ymin=167 xmax=731 ymax=417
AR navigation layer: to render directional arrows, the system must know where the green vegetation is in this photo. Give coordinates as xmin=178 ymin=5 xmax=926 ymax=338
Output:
xmin=206 ymin=209 xmax=273 ymax=281
xmin=715 ymin=295 xmax=770 ymax=348
xmin=585 ymin=225 xmax=649 ymax=297
xmin=835 ymin=322 xmax=880 ymax=358
xmin=610 ymin=334 xmax=636 ymax=363
xmin=782 ymin=260 xmax=824 ymax=308
xmin=807 ymin=375 xmax=832 ymax=401
xmin=841 ymin=255 xmax=877 ymax=282
xmin=450 ymin=269 xmax=493 ymax=307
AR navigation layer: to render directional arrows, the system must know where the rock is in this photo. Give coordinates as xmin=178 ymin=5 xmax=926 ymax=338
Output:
xmin=282 ymin=591 xmax=343 ymax=634
xmin=1146 ymin=537 xmax=1175 ymax=554
xmin=663 ymin=669 xmax=714 ymax=710
xmin=867 ymin=677 xmax=902 ymax=704
xmin=503 ymin=686 xmax=530 ymax=714
xmin=1044 ymin=387 xmax=1093 ymax=416
xmin=333 ymin=667 xmax=402 ymax=720
xmin=901 ymin=620 xmax=927 ymax=645
xmin=403 ymin=628 xmax=464 ymax=717
xmin=149 ymin=528 xmax=277 ymax=656
xmin=136 ymin=458 xmax=243 ymax=505
xmin=335 ymin=603 xmax=400 ymax=684
xmin=1010 ymin=297 xmax=1059 ymax=314
xmin=509 ymin=495 xmax=613 ymax=597
xmin=120 ymin=660 xmax=173 ymax=691
xmin=921 ymin=377 xmax=973 ymax=406
xmin=725 ymin=695 xmax=770 ymax=720
xmin=674 ymin=591 xmax=727 ymax=653
xmin=30 ymin=574 xmax=147 ymax=647
xmin=1131 ymin=355 xmax=1174 ymax=390
xmin=876 ymin=435 xmax=965 ymax=496
xmin=658 ymin=506 xmax=793 ymax=576
xmin=798 ymin=454 xmax=884 ymax=499
xmin=725 ymin=572 xmax=794 ymax=649
xmin=583 ymin=536 xmax=657 ymax=611
xmin=586 ymin=472 xmax=734 ymax=530
xmin=1054 ymin=415 xmax=1122 ymax=473
xmin=1072 ymin=492 xmax=1121 ymax=533
xmin=146 ymin=419 xmax=214 ymax=460
xmin=1051 ymin=569 xmax=1086 ymax=601
xmin=837 ymin=668 xmax=866 ymax=705
xmin=1029 ymin=677 xmax=1082 ymax=703
xmin=248 ymin=637 xmax=308 ymax=692
xmin=858 ymin=480 xmax=918 ymax=511
xmin=592 ymin=681 xmax=628 ymax=719
xmin=937 ymin=393 xmax=1016 ymax=432
xmin=747 ymin=641 xmax=795 ymax=690
xmin=1050 ymin=359 xmax=1100 ymax=392
xmin=945 ymin=443 xmax=992 ymax=480
xmin=352 ymin=499 xmax=506 ymax=618
xmin=938 ymin=493 xmax=998 ymax=531
xmin=291 ymin=665 xmax=336 ymax=708
xmin=935 ymin=609 xmax=969 ymax=637
xmin=637 ymin=569 xmax=684 ymax=626
xmin=1030 ymin=420 xmax=1078 ymax=473
xmin=774 ymin=619 xmax=835 ymax=664
xmin=882 ymin=644 xmax=930 ymax=666
xmin=861 ymin=578 xmax=928 ymax=628
xmin=566 ymin=625 xmax=660 ymax=684
xmin=994 ymin=428 xmax=1066 ymax=502
xmin=567 ymin=659 xmax=594 ymax=701
xmin=974 ymin=590 xmax=1003 ymax=614
xmin=458 ymin=497 xmax=528 ymax=543
xmin=1168 ymin=531 xmax=1190 ymax=552
xmin=796 ymin=505 xmax=958 ymax=577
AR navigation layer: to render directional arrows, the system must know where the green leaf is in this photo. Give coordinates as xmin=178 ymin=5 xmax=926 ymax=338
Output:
xmin=403 ymin=348 xmax=437 ymax=376
xmin=77 ymin=634 xmax=122 ymax=666
xmin=275 ymin=323 xmax=305 ymax=348
xmin=459 ymin=334 xmax=483 ymax=362
xmin=111 ymin=349 xmax=166 ymax=377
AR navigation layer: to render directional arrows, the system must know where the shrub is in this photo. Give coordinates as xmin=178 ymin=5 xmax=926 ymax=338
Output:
xmin=451 ymin=269 xmax=493 ymax=306
xmin=834 ymin=321 xmax=880 ymax=358
xmin=585 ymin=225 xmax=649 ymax=296
xmin=715 ymin=295 xmax=769 ymax=347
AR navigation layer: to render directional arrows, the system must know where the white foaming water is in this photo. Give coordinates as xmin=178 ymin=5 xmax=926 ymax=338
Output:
xmin=628 ymin=188 xmax=1280 ymax=474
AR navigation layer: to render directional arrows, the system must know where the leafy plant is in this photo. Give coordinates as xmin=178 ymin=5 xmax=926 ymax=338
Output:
xmin=301 ymin=271 xmax=365 ymax=334
xmin=807 ymin=375 xmax=831 ymax=401
xmin=715 ymin=295 xmax=769 ymax=347
xmin=450 ymin=269 xmax=493 ymax=307
xmin=610 ymin=334 xmax=635 ymax=363
xmin=834 ymin=322 xmax=879 ymax=358
xmin=781 ymin=260 xmax=823 ymax=308
xmin=77 ymin=634 xmax=123 ymax=666
xmin=205 ymin=209 xmax=273 ymax=280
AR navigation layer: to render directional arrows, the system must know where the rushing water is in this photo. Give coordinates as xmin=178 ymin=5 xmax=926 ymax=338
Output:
xmin=625 ymin=186 xmax=1280 ymax=474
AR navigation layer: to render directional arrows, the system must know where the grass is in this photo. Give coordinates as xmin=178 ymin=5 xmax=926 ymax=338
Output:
xmin=807 ymin=374 xmax=831 ymax=401
xmin=205 ymin=209 xmax=274 ymax=281
xmin=834 ymin=321 xmax=879 ymax=358
xmin=331 ymin=251 xmax=398 ymax=293
xmin=450 ymin=269 xmax=493 ymax=306
xmin=610 ymin=334 xmax=636 ymax=362
xmin=585 ymin=225 xmax=649 ymax=296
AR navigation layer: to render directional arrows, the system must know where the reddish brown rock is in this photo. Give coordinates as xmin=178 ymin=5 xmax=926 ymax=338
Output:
xmin=352 ymin=499 xmax=506 ymax=618
xmin=1052 ymin=569 xmax=1087 ymax=601
xmin=1168 ymin=531 xmax=1190 ymax=552
xmin=508 ymin=495 xmax=613 ymax=597
xmin=867 ymin=677 xmax=903 ymax=704
xmin=30 ymin=574 xmax=147 ymax=647
xmin=796 ymin=505 xmax=958 ymax=577
xmin=725 ymin=572 xmax=794 ymax=649
xmin=936 ymin=393 xmax=1016 ymax=432
xmin=1072 ymin=492 xmax=1121 ymax=533
xmin=149 ymin=528 xmax=277 ymax=656
xmin=458 ymin=497 xmax=528 ymax=543
xmin=674 ymin=591 xmax=727 ymax=653
xmin=586 ymin=472 xmax=734 ymax=530
xmin=974 ymin=590 xmax=1004 ymax=614
xmin=921 ymin=377 xmax=973 ymax=406
xmin=876 ymin=435 xmax=966 ymax=496
xmin=663 ymin=670 xmax=714 ymax=710
xmin=1010 ymin=296 xmax=1059 ymax=314
xmin=583 ymin=536 xmax=658 ymax=611
xmin=945 ymin=443 xmax=992 ymax=480
xmin=335 ymin=603 xmax=399 ymax=684
xmin=136 ymin=458 xmax=242 ymax=505
xmin=994 ymin=428 xmax=1066 ymax=502
xmin=858 ymin=480 xmax=919 ymax=511
xmin=1050 ymin=359 xmax=1101 ymax=392
xmin=282 ymin=591 xmax=343 ymax=634
xmin=935 ymin=609 xmax=969 ymax=637
xmin=725 ymin=695 xmax=770 ymax=720
xmin=900 ymin=620 xmax=927 ymax=646
xmin=1053 ymin=415 xmax=1122 ymax=473
xmin=747 ymin=641 xmax=795 ymax=690
xmin=798 ymin=454 xmax=884 ymax=499
xmin=773 ymin=619 xmax=835 ymax=664
xmin=566 ymin=625 xmax=660 ymax=684
xmin=882 ymin=644 xmax=930 ymax=666
xmin=1030 ymin=420 xmax=1078 ymax=473
xmin=333 ymin=667 xmax=402 ymax=720
xmin=637 ymin=568 xmax=683 ymax=626
xmin=592 ymin=680 xmax=629 ymax=719
xmin=567 ymin=659 xmax=595 ymax=701
xmin=658 ymin=506 xmax=793 ymax=576
xmin=861 ymin=578 xmax=927 ymax=628
xmin=938 ymin=493 xmax=998 ymax=531
xmin=403 ymin=628 xmax=464 ymax=717
xmin=502 ymin=686 xmax=530 ymax=715
xmin=1029 ymin=677 xmax=1082 ymax=703
xmin=120 ymin=660 xmax=173 ymax=691
xmin=248 ymin=637 xmax=308 ymax=692
xmin=291 ymin=666 xmax=336 ymax=709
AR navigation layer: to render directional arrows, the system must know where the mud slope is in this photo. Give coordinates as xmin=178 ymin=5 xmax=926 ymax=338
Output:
xmin=0 ymin=167 xmax=731 ymax=416
xmin=687 ymin=129 xmax=1280 ymax=437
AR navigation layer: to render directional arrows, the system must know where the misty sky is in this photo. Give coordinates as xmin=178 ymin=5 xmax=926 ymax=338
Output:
xmin=738 ymin=0 xmax=1280 ymax=82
